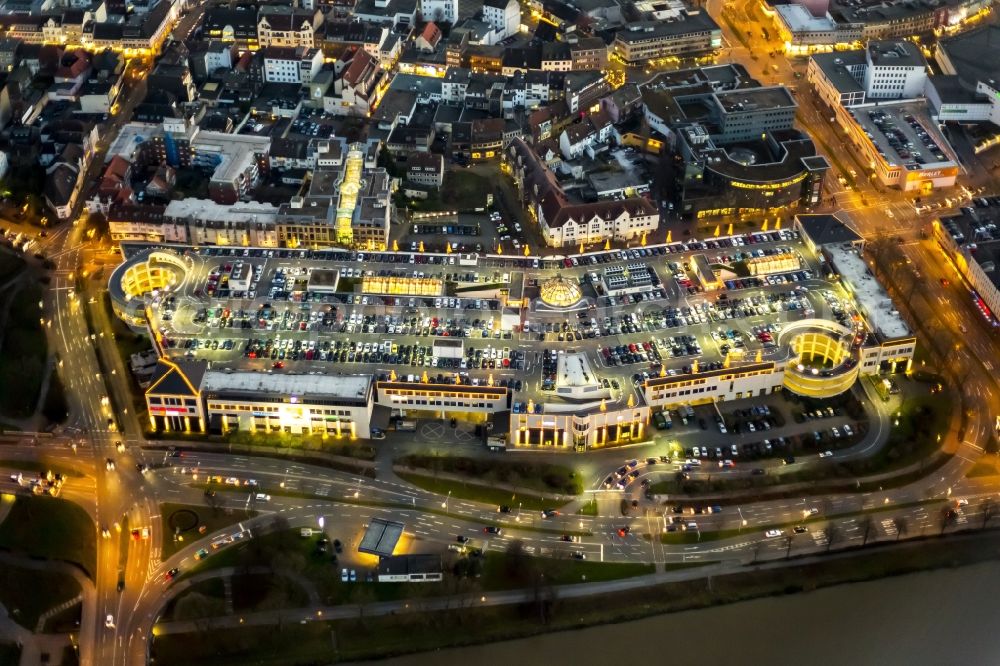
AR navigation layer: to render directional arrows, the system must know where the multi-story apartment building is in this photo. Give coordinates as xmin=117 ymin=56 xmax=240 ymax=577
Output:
xmin=262 ymin=46 xmax=324 ymax=84
xmin=482 ymin=0 xmax=520 ymax=41
xmin=612 ymin=11 xmax=721 ymax=65
xmin=257 ymin=7 xmax=324 ymax=48
xmin=507 ymin=138 xmax=658 ymax=247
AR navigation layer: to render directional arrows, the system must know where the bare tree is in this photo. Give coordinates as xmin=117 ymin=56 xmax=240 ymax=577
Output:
xmin=939 ymin=508 xmax=957 ymax=535
xmin=351 ymin=585 xmax=376 ymax=622
xmin=892 ymin=516 xmax=908 ymax=541
xmin=859 ymin=515 xmax=875 ymax=546
xmin=980 ymin=499 xmax=997 ymax=530
xmin=823 ymin=523 xmax=840 ymax=552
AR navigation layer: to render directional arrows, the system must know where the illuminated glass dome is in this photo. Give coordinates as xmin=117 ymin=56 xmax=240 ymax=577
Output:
xmin=539 ymin=275 xmax=582 ymax=308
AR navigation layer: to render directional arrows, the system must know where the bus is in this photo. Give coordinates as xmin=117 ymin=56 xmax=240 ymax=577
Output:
xmin=487 ymin=435 xmax=507 ymax=452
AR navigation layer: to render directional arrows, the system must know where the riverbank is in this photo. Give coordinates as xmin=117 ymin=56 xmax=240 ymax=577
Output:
xmin=379 ymin=557 xmax=1000 ymax=666
xmin=150 ymin=529 xmax=1000 ymax=664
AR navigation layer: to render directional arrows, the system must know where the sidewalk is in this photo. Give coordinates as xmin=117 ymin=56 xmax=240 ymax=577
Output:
xmin=152 ymin=528 xmax=1000 ymax=639
xmin=162 ymin=565 xmax=322 ymax=614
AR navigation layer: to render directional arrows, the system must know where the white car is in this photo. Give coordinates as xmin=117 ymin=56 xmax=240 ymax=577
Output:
xmin=105 ymin=614 xmax=115 ymax=628
xmin=818 ymin=450 xmax=833 ymax=458
xmin=764 ymin=529 xmax=783 ymax=538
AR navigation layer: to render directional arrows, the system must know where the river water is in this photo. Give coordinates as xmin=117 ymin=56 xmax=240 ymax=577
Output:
xmin=377 ymin=560 xmax=1000 ymax=666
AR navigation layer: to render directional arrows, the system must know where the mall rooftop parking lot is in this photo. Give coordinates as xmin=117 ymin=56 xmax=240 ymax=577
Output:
xmin=119 ymin=223 xmax=893 ymax=417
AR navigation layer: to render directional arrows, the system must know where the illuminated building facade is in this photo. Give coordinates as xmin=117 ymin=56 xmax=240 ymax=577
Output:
xmin=934 ymin=209 xmax=1000 ymax=326
xmin=774 ymin=0 xmax=992 ymax=54
xmin=612 ymin=13 xmax=722 ymax=65
xmin=377 ymin=381 xmax=510 ymax=422
xmin=510 ymin=405 xmax=648 ymax=449
xmin=145 ymin=361 xmax=374 ymax=437
xmin=674 ymin=126 xmax=829 ymax=219
xmin=644 ymin=79 xmax=829 ymax=218
xmin=275 ymin=139 xmax=392 ymax=250
xmin=145 ymin=359 xmax=207 ymax=433
xmin=203 ymin=373 xmax=372 ymax=438
xmin=506 ymin=138 xmax=659 ymax=247
xmin=838 ymin=101 xmax=960 ymax=190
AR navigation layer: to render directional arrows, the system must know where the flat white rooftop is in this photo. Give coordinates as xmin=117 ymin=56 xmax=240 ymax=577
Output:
xmin=164 ymin=199 xmax=279 ymax=224
xmin=106 ymin=122 xmax=162 ymax=162
xmin=826 ymin=245 xmax=911 ymax=340
xmin=775 ymin=5 xmax=838 ymax=33
xmin=203 ymin=371 xmax=372 ymax=402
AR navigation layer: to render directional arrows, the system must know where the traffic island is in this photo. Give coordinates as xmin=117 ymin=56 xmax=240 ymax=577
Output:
xmin=394 ymin=455 xmax=583 ymax=497
xmin=160 ymin=502 xmax=257 ymax=559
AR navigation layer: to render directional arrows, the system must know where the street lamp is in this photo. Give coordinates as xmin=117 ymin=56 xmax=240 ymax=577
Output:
xmin=442 ymin=490 xmax=451 ymax=512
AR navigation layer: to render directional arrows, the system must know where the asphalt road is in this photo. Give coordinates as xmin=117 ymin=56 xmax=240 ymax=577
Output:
xmin=1 ymin=7 xmax=996 ymax=663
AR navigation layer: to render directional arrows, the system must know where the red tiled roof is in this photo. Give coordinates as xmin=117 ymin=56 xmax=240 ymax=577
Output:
xmin=419 ymin=22 xmax=442 ymax=47
xmin=342 ymin=48 xmax=374 ymax=87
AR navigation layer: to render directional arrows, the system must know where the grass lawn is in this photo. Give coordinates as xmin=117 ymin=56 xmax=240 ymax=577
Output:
xmin=396 ymin=472 xmax=567 ymax=512
xmin=396 ymin=454 xmax=583 ymax=496
xmin=407 ymin=170 xmax=492 ymax=213
xmin=0 ymin=249 xmax=25 ymax=284
xmin=162 ymin=578 xmax=227 ymax=622
xmin=179 ymin=527 xmax=420 ymax=606
xmin=847 ymin=394 xmax=953 ymax=473
xmin=153 ymin=529 xmax=1000 ymax=664
xmin=0 ymin=282 xmax=47 ymax=418
xmin=0 ymin=495 xmax=95 ymax=576
xmin=578 ymin=499 xmax=598 ymax=516
xmin=159 ymin=502 xmax=257 ymax=559
xmin=966 ymin=459 xmax=1000 ymax=479
xmin=480 ymin=552 xmax=653 ymax=590
xmin=0 ymin=564 xmax=80 ymax=630
xmin=223 ymin=432 xmax=377 ymax=459
xmin=444 ymin=170 xmax=491 ymax=209
xmin=151 ymin=622 xmax=342 ymax=666
xmin=232 ymin=572 xmax=310 ymax=612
